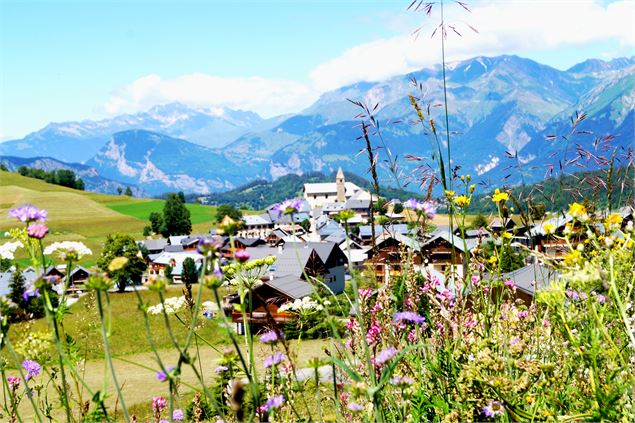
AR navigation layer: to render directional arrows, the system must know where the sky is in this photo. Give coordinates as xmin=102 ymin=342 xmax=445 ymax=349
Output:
xmin=1 ymin=0 xmax=633 ymax=140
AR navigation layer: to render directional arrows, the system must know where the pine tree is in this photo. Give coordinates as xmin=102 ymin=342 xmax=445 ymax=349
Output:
xmin=162 ymin=193 xmax=192 ymax=236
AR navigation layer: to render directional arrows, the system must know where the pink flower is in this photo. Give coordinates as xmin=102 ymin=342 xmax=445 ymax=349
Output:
xmin=365 ymin=322 xmax=382 ymax=345
xmin=7 ymin=376 xmax=20 ymax=390
xmin=471 ymin=275 xmax=480 ymax=287
xmin=27 ymin=222 xmax=48 ymax=239
xmin=407 ymin=330 xmax=417 ymax=343
xmin=504 ymin=279 xmax=516 ymax=290
xmin=358 ymin=288 xmax=372 ymax=299
xmin=234 ymin=250 xmax=250 ymax=262
xmin=152 ymin=396 xmax=167 ymax=414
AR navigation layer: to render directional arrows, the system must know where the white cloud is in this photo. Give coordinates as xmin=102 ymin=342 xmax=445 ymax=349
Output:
xmin=310 ymin=0 xmax=635 ymax=90
xmin=103 ymin=1 xmax=634 ymax=116
xmin=103 ymin=73 xmax=319 ymax=118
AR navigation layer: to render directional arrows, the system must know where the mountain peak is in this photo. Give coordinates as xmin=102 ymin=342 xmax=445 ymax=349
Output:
xmin=567 ymin=56 xmax=635 ymax=74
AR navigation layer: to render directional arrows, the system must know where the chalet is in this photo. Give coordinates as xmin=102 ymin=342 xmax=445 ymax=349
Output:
xmin=68 ymin=266 xmax=91 ymax=285
xmin=489 ymin=217 xmax=516 ymax=234
xmin=420 ymin=231 xmax=478 ymax=276
xmin=500 ymin=262 xmax=560 ymax=303
xmin=365 ymin=234 xmax=424 ymax=283
xmin=528 ymin=215 xmax=573 ymax=259
xmin=240 ymin=214 xmax=274 ymax=238
xmin=358 ymin=224 xmax=410 ymax=245
xmin=137 ymin=239 xmax=168 ymax=255
xmin=145 ymin=251 xmax=204 ymax=283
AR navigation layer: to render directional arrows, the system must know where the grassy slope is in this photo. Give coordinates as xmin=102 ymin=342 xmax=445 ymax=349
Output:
xmin=0 ymin=171 xmax=219 ymax=263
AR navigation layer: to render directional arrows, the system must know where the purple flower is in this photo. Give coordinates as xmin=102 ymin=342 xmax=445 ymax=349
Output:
xmin=197 ymin=236 xmax=224 ymax=255
xmin=9 ymin=205 xmax=48 ymax=223
xmin=595 ymin=294 xmax=607 ymax=305
xmin=347 ymin=402 xmax=364 ymax=412
xmin=22 ymin=359 xmax=41 ymax=381
xmin=374 ymin=347 xmax=397 ymax=366
xmin=403 ymin=198 xmax=436 ymax=218
xmin=482 ymin=400 xmax=504 ymax=417
xmin=152 ymin=396 xmax=168 ymax=413
xmin=272 ymin=198 xmax=303 ymax=215
xmin=172 ymin=409 xmax=185 ymax=421
xmin=234 ymin=250 xmax=250 ymax=263
xmin=214 ymin=366 xmax=228 ymax=373
xmin=259 ymin=330 xmax=282 ymax=344
xmin=22 ymin=288 xmax=40 ymax=301
xmin=390 ymin=376 xmax=414 ymax=387
xmin=156 ymin=366 xmax=174 ymax=382
xmin=264 ymin=353 xmax=285 ymax=368
xmin=27 ymin=222 xmax=49 ymax=239
xmin=503 ymin=279 xmax=516 ymax=290
xmin=393 ymin=311 xmax=425 ymax=324
xmin=260 ymin=394 xmax=285 ymax=412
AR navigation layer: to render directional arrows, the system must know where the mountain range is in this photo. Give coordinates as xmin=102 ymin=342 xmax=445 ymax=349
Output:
xmin=1 ymin=54 xmax=633 ymax=196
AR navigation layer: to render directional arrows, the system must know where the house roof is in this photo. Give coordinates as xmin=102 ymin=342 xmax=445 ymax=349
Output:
xmin=359 ymin=224 xmax=410 ymax=238
xmin=303 ymin=181 xmax=361 ymax=195
xmin=164 ymin=244 xmax=184 ymax=253
xmin=138 ymin=239 xmax=168 ymax=251
xmin=69 ymin=265 xmax=91 ymax=278
xmin=529 ymin=215 xmax=573 ymax=237
xmin=324 ymin=231 xmax=347 ymax=244
xmin=490 ymin=217 xmax=515 ymax=228
xmin=265 ymin=274 xmax=314 ymax=299
xmin=243 ymin=214 xmax=273 ymax=226
xmin=151 ymin=251 xmax=204 ymax=266
xmin=235 ymin=237 xmax=265 ymax=247
xmin=502 ymin=262 xmax=560 ymax=296
xmin=168 ymin=235 xmax=188 ymax=245
xmin=422 ymin=231 xmax=478 ymax=252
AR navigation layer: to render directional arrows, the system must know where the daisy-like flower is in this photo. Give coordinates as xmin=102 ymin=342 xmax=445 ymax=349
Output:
xmin=491 ymin=189 xmax=509 ymax=203
xmin=272 ymin=199 xmax=303 ymax=215
xmin=9 ymin=205 xmax=47 ymax=223
xmin=543 ymin=222 xmax=556 ymax=235
xmin=482 ymin=400 xmax=504 ymax=417
xmin=0 ymin=241 xmax=23 ymax=260
xmin=43 ymin=241 xmax=92 ymax=260
xmin=454 ymin=195 xmax=470 ymax=208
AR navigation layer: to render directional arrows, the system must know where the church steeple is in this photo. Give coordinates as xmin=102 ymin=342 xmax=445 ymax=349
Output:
xmin=336 ymin=167 xmax=346 ymax=203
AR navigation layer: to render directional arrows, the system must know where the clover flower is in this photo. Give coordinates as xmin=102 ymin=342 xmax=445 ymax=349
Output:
xmin=0 ymin=241 xmax=23 ymax=260
xmin=43 ymin=241 xmax=92 ymax=260
xmin=393 ymin=311 xmax=425 ymax=324
xmin=374 ymin=347 xmax=397 ymax=366
xmin=264 ymin=353 xmax=285 ymax=368
xmin=9 ymin=205 xmax=48 ymax=223
xmin=27 ymin=222 xmax=49 ymax=239
xmin=482 ymin=400 xmax=504 ymax=417
xmin=22 ymin=359 xmax=41 ymax=381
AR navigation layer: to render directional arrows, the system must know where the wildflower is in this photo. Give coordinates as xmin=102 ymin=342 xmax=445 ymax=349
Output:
xmin=26 ymin=222 xmax=48 ymax=239
xmin=564 ymin=250 xmax=582 ymax=266
xmin=155 ymin=367 xmax=174 ymax=382
xmin=568 ymin=202 xmax=587 ymax=219
xmin=543 ymin=222 xmax=556 ymax=235
xmin=390 ymin=376 xmax=414 ymax=387
xmin=0 ymin=241 xmax=23 ymax=260
xmin=366 ymin=322 xmax=382 ymax=345
xmin=9 ymin=205 xmax=47 ymax=222
xmin=454 ymin=195 xmax=470 ymax=208
xmin=22 ymin=359 xmax=41 ymax=380
xmin=172 ymin=409 xmax=185 ymax=421
xmin=259 ymin=330 xmax=282 ymax=344
xmin=197 ymin=236 xmax=224 ymax=255
xmin=374 ymin=347 xmax=397 ymax=366
xmin=264 ymin=353 xmax=285 ymax=368
xmin=259 ymin=394 xmax=285 ymax=412
xmin=605 ymin=213 xmax=622 ymax=229
xmin=272 ymin=198 xmax=303 ymax=215
xmin=203 ymin=266 xmax=223 ymax=289
xmin=358 ymin=288 xmax=372 ymax=299
xmin=43 ymin=241 xmax=92 ymax=260
xmin=152 ymin=396 xmax=168 ymax=413
xmin=471 ymin=275 xmax=480 ymax=287
xmin=444 ymin=190 xmax=455 ymax=198
xmin=404 ymin=198 xmax=437 ymax=218
xmin=147 ymin=296 xmax=187 ymax=315
xmin=234 ymin=250 xmax=250 ymax=262
xmin=144 ymin=275 xmax=168 ymax=293
xmin=595 ymin=293 xmax=607 ymax=305
xmin=393 ymin=311 xmax=425 ymax=324
xmin=214 ymin=366 xmax=229 ymax=373
xmin=504 ymin=279 xmax=516 ymax=290
xmin=491 ymin=189 xmax=509 ymax=203
xmin=482 ymin=400 xmax=504 ymax=417
xmin=347 ymin=402 xmax=364 ymax=412
xmin=7 ymin=376 xmax=20 ymax=390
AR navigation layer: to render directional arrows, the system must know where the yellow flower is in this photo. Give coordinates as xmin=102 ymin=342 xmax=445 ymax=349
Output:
xmin=491 ymin=189 xmax=509 ymax=203
xmin=568 ymin=203 xmax=587 ymax=219
xmin=488 ymin=255 xmax=498 ymax=264
xmin=454 ymin=195 xmax=470 ymax=208
xmin=605 ymin=213 xmax=622 ymax=229
xmin=501 ymin=232 xmax=512 ymax=240
xmin=444 ymin=190 xmax=455 ymax=198
xmin=543 ymin=222 xmax=556 ymax=235
xmin=469 ymin=184 xmax=476 ymax=193
xmin=564 ymin=250 xmax=582 ymax=266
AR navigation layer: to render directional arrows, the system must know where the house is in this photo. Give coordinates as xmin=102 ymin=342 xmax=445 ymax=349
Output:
xmin=68 ymin=266 xmax=91 ymax=285
xmin=489 ymin=217 xmax=516 ymax=234
xmin=358 ymin=223 xmax=410 ymax=245
xmin=501 ymin=262 xmax=560 ymax=303
xmin=528 ymin=215 xmax=573 ymax=259
xmin=240 ymin=214 xmax=274 ymax=238
xmin=364 ymin=234 xmax=424 ymax=283
xmin=420 ymin=231 xmax=478 ymax=276
xmin=137 ymin=239 xmax=168 ymax=255
xmin=145 ymin=251 xmax=204 ymax=283
xmin=303 ymin=167 xmax=369 ymax=209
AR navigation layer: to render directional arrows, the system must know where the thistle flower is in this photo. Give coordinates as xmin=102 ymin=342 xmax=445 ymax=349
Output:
xmin=26 ymin=222 xmax=48 ymax=239
xmin=393 ymin=311 xmax=425 ymax=324
xmin=482 ymin=400 xmax=504 ymax=417
xmin=9 ymin=205 xmax=47 ymax=223
xmin=234 ymin=250 xmax=250 ymax=262
xmin=22 ymin=359 xmax=41 ymax=381
xmin=491 ymin=189 xmax=509 ymax=203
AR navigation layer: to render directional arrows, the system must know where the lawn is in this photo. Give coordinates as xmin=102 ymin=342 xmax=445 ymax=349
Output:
xmin=106 ymin=200 xmax=218 ymax=225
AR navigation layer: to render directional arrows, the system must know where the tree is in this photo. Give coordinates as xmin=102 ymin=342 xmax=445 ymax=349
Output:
xmin=215 ymin=204 xmax=243 ymax=223
xmin=76 ymin=178 xmax=85 ymax=190
xmin=117 ymin=187 xmax=123 ymax=195
xmin=124 ymin=187 xmax=133 ymax=196
xmin=142 ymin=226 xmax=152 ymax=236
xmin=470 ymin=214 xmax=489 ymax=229
xmin=529 ymin=203 xmax=546 ymax=221
xmin=162 ymin=193 xmax=192 ymax=236
xmin=392 ymin=203 xmax=404 ymax=214
xmin=98 ymin=234 xmax=147 ymax=292
xmin=149 ymin=212 xmax=164 ymax=235
xmin=181 ymin=257 xmax=198 ymax=307
xmin=8 ymin=266 xmax=54 ymax=322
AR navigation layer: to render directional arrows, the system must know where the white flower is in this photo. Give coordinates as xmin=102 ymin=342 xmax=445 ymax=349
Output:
xmin=0 ymin=241 xmax=23 ymax=260
xmin=44 ymin=241 xmax=92 ymax=259
xmin=147 ymin=296 xmax=187 ymax=315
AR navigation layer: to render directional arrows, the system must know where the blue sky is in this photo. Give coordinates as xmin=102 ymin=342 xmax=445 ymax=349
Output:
xmin=1 ymin=0 xmax=633 ymax=139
